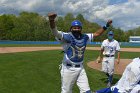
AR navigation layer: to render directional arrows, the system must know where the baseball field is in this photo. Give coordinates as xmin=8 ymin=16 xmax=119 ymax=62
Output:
xmin=0 ymin=46 xmax=140 ymax=93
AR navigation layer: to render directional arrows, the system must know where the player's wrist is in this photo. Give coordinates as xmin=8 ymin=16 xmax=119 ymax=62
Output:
xmin=103 ymin=24 xmax=109 ymax=30
xmin=103 ymin=20 xmax=112 ymax=30
xmin=103 ymin=21 xmax=111 ymax=30
xmin=49 ymin=19 xmax=55 ymax=21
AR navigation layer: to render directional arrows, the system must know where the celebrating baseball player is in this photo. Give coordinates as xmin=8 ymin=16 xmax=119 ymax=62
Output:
xmin=48 ymin=12 xmax=112 ymax=93
xmin=97 ymin=31 xmax=120 ymax=87
xmin=95 ymin=57 xmax=140 ymax=93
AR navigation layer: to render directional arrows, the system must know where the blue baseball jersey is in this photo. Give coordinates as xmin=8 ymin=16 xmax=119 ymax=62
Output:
xmin=56 ymin=31 xmax=93 ymax=64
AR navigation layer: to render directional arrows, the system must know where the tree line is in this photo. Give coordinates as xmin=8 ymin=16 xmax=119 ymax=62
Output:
xmin=0 ymin=11 xmax=139 ymax=42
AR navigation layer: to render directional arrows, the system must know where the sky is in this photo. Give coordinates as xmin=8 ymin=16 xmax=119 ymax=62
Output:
xmin=0 ymin=0 xmax=140 ymax=31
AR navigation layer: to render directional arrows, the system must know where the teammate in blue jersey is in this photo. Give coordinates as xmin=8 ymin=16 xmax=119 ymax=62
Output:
xmin=48 ymin=12 xmax=112 ymax=93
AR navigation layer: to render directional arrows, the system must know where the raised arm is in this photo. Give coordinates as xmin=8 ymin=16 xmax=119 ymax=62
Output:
xmin=93 ymin=20 xmax=112 ymax=38
xmin=48 ymin=12 xmax=62 ymax=39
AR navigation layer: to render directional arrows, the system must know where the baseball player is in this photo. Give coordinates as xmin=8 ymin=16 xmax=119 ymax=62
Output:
xmin=48 ymin=12 xmax=112 ymax=93
xmin=97 ymin=31 xmax=120 ymax=87
xmin=95 ymin=57 xmax=140 ymax=93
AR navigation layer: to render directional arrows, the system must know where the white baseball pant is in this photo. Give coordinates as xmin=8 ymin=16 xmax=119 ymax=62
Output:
xmin=102 ymin=57 xmax=115 ymax=75
xmin=60 ymin=63 xmax=90 ymax=93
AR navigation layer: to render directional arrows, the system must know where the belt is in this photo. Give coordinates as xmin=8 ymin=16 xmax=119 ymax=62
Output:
xmin=66 ymin=63 xmax=81 ymax=68
xmin=104 ymin=55 xmax=114 ymax=57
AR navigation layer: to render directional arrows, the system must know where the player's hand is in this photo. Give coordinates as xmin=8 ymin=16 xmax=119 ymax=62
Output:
xmin=116 ymin=59 xmax=120 ymax=64
xmin=96 ymin=59 xmax=102 ymax=63
xmin=96 ymin=57 xmax=102 ymax=63
xmin=97 ymin=59 xmax=102 ymax=63
xmin=48 ymin=12 xmax=57 ymax=21
xmin=106 ymin=19 xmax=112 ymax=27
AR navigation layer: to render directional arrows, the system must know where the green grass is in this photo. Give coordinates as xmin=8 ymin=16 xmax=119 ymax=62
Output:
xmin=0 ymin=50 xmax=140 ymax=93
xmin=0 ymin=44 xmax=61 ymax=47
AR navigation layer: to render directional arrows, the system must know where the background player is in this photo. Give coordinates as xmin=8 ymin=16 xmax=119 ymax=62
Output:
xmin=95 ymin=57 xmax=140 ymax=93
xmin=97 ymin=31 xmax=120 ymax=87
xmin=48 ymin=12 xmax=112 ymax=93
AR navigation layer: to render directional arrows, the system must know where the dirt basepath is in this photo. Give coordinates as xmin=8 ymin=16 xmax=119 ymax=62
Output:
xmin=0 ymin=47 xmax=139 ymax=75
xmin=0 ymin=47 xmax=62 ymax=53
xmin=0 ymin=47 xmax=140 ymax=53
xmin=87 ymin=59 xmax=132 ymax=75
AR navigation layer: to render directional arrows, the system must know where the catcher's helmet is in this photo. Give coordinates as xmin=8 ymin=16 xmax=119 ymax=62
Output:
xmin=71 ymin=20 xmax=82 ymax=28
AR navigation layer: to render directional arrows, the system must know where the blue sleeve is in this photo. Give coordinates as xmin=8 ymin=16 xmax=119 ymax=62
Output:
xmin=62 ymin=33 xmax=71 ymax=43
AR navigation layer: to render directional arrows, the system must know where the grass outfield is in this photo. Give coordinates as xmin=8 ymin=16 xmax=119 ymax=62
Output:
xmin=0 ymin=44 xmax=61 ymax=47
xmin=0 ymin=50 xmax=140 ymax=93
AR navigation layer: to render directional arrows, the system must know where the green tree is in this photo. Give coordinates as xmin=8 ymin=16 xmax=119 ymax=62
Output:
xmin=76 ymin=14 xmax=85 ymax=23
xmin=1 ymin=11 xmax=140 ymax=42
xmin=64 ymin=13 xmax=75 ymax=31
xmin=0 ymin=14 xmax=15 ymax=40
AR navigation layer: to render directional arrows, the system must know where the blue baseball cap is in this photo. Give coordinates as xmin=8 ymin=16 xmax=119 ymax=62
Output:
xmin=108 ymin=31 xmax=114 ymax=35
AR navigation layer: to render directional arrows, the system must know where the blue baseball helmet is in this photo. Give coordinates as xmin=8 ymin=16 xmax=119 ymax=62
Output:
xmin=71 ymin=20 xmax=82 ymax=28
xmin=108 ymin=31 xmax=114 ymax=35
